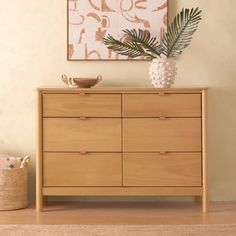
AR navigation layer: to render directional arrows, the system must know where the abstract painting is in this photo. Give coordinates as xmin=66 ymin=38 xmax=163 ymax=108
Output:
xmin=68 ymin=0 xmax=168 ymax=60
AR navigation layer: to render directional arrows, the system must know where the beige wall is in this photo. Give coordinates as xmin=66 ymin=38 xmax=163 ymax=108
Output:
xmin=0 ymin=0 xmax=236 ymax=201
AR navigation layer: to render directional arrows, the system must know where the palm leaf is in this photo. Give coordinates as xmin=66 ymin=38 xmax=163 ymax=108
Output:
xmin=161 ymin=8 xmax=202 ymax=57
xmin=123 ymin=29 xmax=162 ymax=57
xmin=104 ymin=35 xmax=155 ymax=59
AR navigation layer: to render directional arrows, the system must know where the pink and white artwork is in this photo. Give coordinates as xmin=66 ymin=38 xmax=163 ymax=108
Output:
xmin=68 ymin=0 xmax=168 ymax=60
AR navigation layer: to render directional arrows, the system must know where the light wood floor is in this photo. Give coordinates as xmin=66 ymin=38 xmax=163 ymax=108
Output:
xmin=0 ymin=201 xmax=236 ymax=225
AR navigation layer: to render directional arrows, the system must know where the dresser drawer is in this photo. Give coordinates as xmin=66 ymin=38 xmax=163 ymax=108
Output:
xmin=123 ymin=118 xmax=201 ymax=152
xmin=43 ymin=94 xmax=121 ymax=117
xmin=123 ymin=153 xmax=202 ymax=187
xmin=123 ymin=94 xmax=201 ymax=117
xmin=43 ymin=118 xmax=121 ymax=152
xmin=43 ymin=153 xmax=122 ymax=186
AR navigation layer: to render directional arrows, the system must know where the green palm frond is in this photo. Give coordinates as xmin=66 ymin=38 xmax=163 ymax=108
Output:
xmin=123 ymin=29 xmax=162 ymax=57
xmin=103 ymin=8 xmax=202 ymax=59
xmin=162 ymin=8 xmax=202 ymax=57
xmin=104 ymin=35 xmax=155 ymax=59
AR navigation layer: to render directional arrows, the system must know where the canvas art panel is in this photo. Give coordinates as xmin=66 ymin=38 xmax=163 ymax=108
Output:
xmin=68 ymin=0 xmax=168 ymax=60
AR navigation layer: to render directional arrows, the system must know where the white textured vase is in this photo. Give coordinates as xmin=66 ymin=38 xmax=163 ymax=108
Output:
xmin=149 ymin=58 xmax=177 ymax=88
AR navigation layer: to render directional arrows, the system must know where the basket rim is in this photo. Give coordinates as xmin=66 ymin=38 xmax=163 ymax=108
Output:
xmin=0 ymin=166 xmax=28 ymax=172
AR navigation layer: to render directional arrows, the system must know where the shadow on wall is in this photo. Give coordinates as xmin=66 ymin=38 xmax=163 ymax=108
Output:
xmin=208 ymin=87 xmax=236 ymax=201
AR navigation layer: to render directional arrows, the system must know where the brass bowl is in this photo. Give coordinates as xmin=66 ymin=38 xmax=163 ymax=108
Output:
xmin=62 ymin=75 xmax=102 ymax=88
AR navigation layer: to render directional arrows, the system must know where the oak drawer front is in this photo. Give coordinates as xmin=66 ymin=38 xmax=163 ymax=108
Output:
xmin=43 ymin=153 xmax=122 ymax=187
xmin=123 ymin=94 xmax=201 ymax=117
xmin=43 ymin=94 xmax=121 ymax=117
xmin=123 ymin=153 xmax=202 ymax=187
xmin=123 ymin=118 xmax=201 ymax=152
xmin=43 ymin=118 xmax=121 ymax=152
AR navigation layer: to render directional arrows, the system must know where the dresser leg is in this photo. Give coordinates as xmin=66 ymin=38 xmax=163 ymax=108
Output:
xmin=202 ymin=89 xmax=208 ymax=213
xmin=202 ymin=192 xmax=208 ymax=213
xmin=36 ymin=194 xmax=43 ymax=212
xmin=196 ymin=195 xmax=208 ymax=212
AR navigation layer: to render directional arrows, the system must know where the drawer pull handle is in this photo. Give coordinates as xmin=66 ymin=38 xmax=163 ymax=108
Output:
xmin=160 ymin=151 xmax=167 ymax=155
xmin=159 ymin=116 xmax=167 ymax=120
xmin=79 ymin=93 xmax=86 ymax=96
xmin=79 ymin=116 xmax=87 ymax=120
xmin=80 ymin=151 xmax=88 ymax=155
xmin=158 ymin=92 xmax=165 ymax=96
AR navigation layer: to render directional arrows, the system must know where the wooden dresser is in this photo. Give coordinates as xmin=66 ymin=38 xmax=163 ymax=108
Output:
xmin=36 ymin=88 xmax=208 ymax=212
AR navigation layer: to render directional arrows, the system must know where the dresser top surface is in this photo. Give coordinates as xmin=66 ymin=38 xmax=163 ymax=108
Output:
xmin=38 ymin=87 xmax=208 ymax=94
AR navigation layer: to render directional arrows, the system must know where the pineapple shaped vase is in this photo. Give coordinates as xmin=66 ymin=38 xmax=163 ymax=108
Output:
xmin=149 ymin=58 xmax=177 ymax=88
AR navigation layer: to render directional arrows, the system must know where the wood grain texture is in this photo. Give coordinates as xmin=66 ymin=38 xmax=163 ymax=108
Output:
xmin=38 ymin=88 xmax=208 ymax=94
xmin=43 ymin=94 xmax=121 ymax=117
xmin=0 ymin=202 xmax=235 ymax=225
xmin=1 ymin=224 xmax=236 ymax=236
xmin=202 ymin=90 xmax=208 ymax=212
xmin=123 ymin=153 xmax=201 ymax=187
xmin=37 ymin=88 xmax=208 ymax=212
xmin=123 ymin=94 xmax=201 ymax=117
xmin=43 ymin=187 xmax=202 ymax=196
xmin=43 ymin=152 xmax=122 ymax=187
xmin=0 ymin=223 xmax=236 ymax=236
xmin=123 ymin=118 xmax=202 ymax=152
xmin=36 ymin=91 xmax=43 ymax=212
xmin=43 ymin=118 xmax=122 ymax=152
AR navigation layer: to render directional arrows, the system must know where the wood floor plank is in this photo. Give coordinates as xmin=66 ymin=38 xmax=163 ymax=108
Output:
xmin=0 ymin=202 xmax=235 ymax=225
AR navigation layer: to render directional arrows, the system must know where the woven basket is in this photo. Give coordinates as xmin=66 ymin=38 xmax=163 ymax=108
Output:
xmin=0 ymin=156 xmax=29 ymax=210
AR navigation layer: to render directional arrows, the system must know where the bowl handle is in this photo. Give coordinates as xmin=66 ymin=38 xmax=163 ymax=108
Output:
xmin=94 ymin=75 xmax=102 ymax=86
xmin=69 ymin=78 xmax=77 ymax=88
xmin=62 ymin=74 xmax=69 ymax=85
